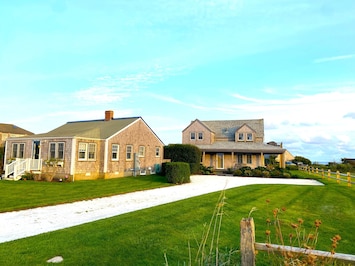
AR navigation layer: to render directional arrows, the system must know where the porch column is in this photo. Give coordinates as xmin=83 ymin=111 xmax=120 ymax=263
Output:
xmin=231 ymin=152 xmax=234 ymax=168
xmin=279 ymin=152 xmax=286 ymax=168
xmin=202 ymin=151 xmax=206 ymax=165
xmin=260 ymin=152 xmax=265 ymax=167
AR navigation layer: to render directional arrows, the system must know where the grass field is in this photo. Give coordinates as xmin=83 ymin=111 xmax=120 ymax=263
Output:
xmin=0 ymin=174 xmax=171 ymax=212
xmin=0 ymin=171 xmax=354 ymax=265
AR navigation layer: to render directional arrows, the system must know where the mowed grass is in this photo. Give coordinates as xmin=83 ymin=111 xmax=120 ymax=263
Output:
xmin=0 ymin=175 xmax=172 ymax=212
xmin=0 ymin=172 xmax=354 ymax=265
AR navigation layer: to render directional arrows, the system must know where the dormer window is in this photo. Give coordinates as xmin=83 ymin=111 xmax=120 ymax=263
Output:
xmin=238 ymin=133 xmax=244 ymax=141
xmin=247 ymin=133 xmax=253 ymax=141
xmin=190 ymin=132 xmax=196 ymax=140
xmin=198 ymin=132 xmax=203 ymax=140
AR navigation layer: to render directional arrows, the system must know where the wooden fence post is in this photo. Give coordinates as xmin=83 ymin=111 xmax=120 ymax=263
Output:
xmin=321 ymin=168 xmax=324 ymax=179
xmin=328 ymin=169 xmax=331 ymax=180
xmin=240 ymin=218 xmax=256 ymax=266
xmin=336 ymin=171 xmax=340 ymax=183
xmin=348 ymin=172 xmax=351 ymax=187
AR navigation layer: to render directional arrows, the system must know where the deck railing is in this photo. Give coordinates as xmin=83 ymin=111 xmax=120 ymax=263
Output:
xmin=4 ymin=158 xmax=42 ymax=180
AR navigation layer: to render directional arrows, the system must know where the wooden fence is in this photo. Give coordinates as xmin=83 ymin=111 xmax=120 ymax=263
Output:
xmin=299 ymin=166 xmax=355 ymax=187
xmin=240 ymin=218 xmax=355 ymax=266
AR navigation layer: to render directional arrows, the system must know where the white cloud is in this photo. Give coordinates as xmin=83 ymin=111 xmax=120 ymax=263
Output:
xmin=314 ymin=54 xmax=355 ymax=63
xmin=74 ymin=87 xmax=129 ymax=104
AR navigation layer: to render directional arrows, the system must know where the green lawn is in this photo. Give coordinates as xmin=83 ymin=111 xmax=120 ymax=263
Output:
xmin=0 ymin=174 xmax=172 ymax=212
xmin=0 ymin=172 xmax=354 ymax=265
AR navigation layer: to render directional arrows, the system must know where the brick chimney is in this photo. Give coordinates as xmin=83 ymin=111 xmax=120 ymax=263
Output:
xmin=105 ymin=110 xmax=114 ymax=121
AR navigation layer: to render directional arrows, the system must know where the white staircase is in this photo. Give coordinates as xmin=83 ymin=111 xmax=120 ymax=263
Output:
xmin=4 ymin=159 xmax=42 ymax=181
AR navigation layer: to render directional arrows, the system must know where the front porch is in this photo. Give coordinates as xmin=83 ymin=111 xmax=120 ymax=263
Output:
xmin=2 ymin=158 xmax=42 ymax=181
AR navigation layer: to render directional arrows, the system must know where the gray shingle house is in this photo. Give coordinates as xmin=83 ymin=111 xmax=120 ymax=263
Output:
xmin=182 ymin=118 xmax=286 ymax=170
xmin=3 ymin=111 xmax=164 ymax=181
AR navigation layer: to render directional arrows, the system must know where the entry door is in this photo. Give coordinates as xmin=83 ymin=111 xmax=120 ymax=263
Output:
xmin=217 ymin=153 xmax=224 ymax=169
xmin=32 ymin=141 xmax=40 ymax=159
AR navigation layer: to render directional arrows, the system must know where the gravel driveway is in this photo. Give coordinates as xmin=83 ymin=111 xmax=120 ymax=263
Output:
xmin=0 ymin=175 xmax=322 ymax=244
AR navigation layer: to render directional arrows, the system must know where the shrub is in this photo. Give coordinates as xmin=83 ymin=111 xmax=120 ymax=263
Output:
xmin=164 ymin=144 xmax=201 ymax=174
xmin=282 ymin=172 xmax=291 ymax=178
xmin=252 ymin=169 xmax=263 ymax=177
xmin=262 ymin=170 xmax=270 ymax=178
xmin=21 ymin=172 xmax=35 ymax=180
xmin=270 ymin=169 xmax=282 ymax=177
xmin=233 ymin=169 xmax=242 ymax=176
xmin=165 ymin=162 xmax=191 ymax=184
xmin=200 ymin=165 xmax=214 ymax=175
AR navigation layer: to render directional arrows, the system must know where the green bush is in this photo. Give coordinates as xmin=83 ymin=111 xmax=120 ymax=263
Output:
xmin=164 ymin=144 xmax=201 ymax=174
xmin=165 ymin=162 xmax=191 ymax=184
xmin=233 ymin=169 xmax=242 ymax=176
xmin=252 ymin=169 xmax=263 ymax=177
xmin=200 ymin=165 xmax=214 ymax=175
xmin=21 ymin=172 xmax=35 ymax=180
xmin=262 ymin=170 xmax=270 ymax=177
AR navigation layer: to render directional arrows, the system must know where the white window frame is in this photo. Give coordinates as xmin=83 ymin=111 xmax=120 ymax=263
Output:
xmin=190 ymin=132 xmax=196 ymax=140
xmin=12 ymin=143 xmax=25 ymax=158
xmin=112 ymin=144 xmax=119 ymax=161
xmin=138 ymin=145 xmax=145 ymax=157
xmin=49 ymin=142 xmax=65 ymax=160
xmin=247 ymin=133 xmax=253 ymax=141
xmin=88 ymin=143 xmax=96 ymax=160
xmin=198 ymin=132 xmax=203 ymax=140
xmin=126 ymin=145 xmax=133 ymax=160
xmin=78 ymin=143 xmax=87 ymax=160
xmin=78 ymin=142 xmax=96 ymax=161
xmin=155 ymin=147 xmax=160 ymax=157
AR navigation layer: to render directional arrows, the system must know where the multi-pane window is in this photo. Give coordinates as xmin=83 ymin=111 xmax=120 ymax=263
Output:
xmin=126 ymin=145 xmax=133 ymax=160
xmin=49 ymin=142 xmax=64 ymax=159
xmin=247 ymin=133 xmax=253 ymax=141
xmin=247 ymin=154 xmax=252 ymax=164
xmin=155 ymin=147 xmax=160 ymax=157
xmin=198 ymin=132 xmax=203 ymax=140
xmin=12 ymin=143 xmax=25 ymax=158
xmin=78 ymin=143 xmax=87 ymax=160
xmin=190 ymin=132 xmax=196 ymax=140
xmin=238 ymin=133 xmax=244 ymax=141
xmin=78 ymin=143 xmax=96 ymax=161
xmin=237 ymin=154 xmax=243 ymax=164
xmin=112 ymin=144 xmax=119 ymax=160
xmin=88 ymin=143 xmax=96 ymax=160
xmin=138 ymin=146 xmax=145 ymax=157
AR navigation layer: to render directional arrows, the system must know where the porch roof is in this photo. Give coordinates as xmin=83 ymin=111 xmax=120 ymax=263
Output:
xmin=196 ymin=142 xmax=285 ymax=154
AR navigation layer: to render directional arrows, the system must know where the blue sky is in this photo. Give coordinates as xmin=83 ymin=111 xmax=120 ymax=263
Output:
xmin=1 ymin=0 xmax=354 ymax=163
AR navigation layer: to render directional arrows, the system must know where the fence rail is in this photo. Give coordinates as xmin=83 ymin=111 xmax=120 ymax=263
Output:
xmin=299 ymin=166 xmax=355 ymax=186
xmin=240 ymin=218 xmax=355 ymax=266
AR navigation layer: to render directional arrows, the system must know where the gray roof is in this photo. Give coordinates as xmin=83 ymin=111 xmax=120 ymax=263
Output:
xmin=0 ymin=123 xmax=34 ymax=135
xmin=198 ymin=119 xmax=264 ymax=140
xmin=196 ymin=141 xmax=285 ymax=154
xmin=17 ymin=117 xmax=141 ymax=140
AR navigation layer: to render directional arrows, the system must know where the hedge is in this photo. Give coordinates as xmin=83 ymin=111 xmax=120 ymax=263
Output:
xmin=165 ymin=162 xmax=191 ymax=184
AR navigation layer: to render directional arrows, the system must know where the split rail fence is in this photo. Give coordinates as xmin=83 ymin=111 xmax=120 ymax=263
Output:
xmin=299 ymin=166 xmax=355 ymax=187
xmin=240 ymin=218 xmax=355 ymax=266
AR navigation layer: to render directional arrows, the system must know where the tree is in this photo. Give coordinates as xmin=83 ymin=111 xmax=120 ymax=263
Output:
xmin=292 ymin=156 xmax=311 ymax=165
xmin=164 ymin=144 xmax=201 ymax=174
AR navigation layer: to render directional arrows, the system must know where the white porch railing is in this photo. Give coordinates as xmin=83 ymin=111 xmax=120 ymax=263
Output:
xmin=4 ymin=159 xmax=42 ymax=181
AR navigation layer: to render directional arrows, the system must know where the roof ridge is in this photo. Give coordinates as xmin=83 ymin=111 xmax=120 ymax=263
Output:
xmin=67 ymin=116 xmax=141 ymax=124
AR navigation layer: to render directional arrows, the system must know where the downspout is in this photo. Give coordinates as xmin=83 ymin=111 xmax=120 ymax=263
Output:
xmin=70 ymin=138 xmax=76 ymax=182
xmin=103 ymin=139 xmax=108 ymax=177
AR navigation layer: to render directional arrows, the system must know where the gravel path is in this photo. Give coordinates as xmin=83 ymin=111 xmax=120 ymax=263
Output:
xmin=0 ymin=175 xmax=323 ymax=244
